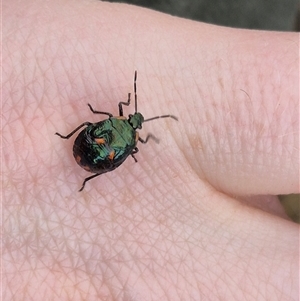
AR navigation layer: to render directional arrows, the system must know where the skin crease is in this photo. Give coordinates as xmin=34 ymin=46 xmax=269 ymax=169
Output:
xmin=3 ymin=0 xmax=299 ymax=300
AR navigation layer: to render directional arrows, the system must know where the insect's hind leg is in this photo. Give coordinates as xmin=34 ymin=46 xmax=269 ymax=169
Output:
xmin=79 ymin=173 xmax=102 ymax=192
xmin=55 ymin=122 xmax=91 ymax=139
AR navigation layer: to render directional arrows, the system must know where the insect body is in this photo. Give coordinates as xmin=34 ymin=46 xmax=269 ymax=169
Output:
xmin=55 ymin=71 xmax=177 ymax=191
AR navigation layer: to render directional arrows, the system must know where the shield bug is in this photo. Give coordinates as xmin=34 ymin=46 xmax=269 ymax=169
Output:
xmin=55 ymin=71 xmax=178 ymax=191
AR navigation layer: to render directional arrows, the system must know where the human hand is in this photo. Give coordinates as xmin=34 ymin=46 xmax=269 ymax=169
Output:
xmin=4 ymin=0 xmax=299 ymax=300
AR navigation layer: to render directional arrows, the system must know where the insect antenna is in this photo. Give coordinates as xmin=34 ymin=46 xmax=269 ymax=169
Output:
xmin=144 ymin=115 xmax=178 ymax=122
xmin=134 ymin=70 xmax=138 ymax=113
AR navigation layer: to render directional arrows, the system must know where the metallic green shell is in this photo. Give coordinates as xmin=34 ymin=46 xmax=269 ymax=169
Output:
xmin=73 ymin=117 xmax=137 ymax=174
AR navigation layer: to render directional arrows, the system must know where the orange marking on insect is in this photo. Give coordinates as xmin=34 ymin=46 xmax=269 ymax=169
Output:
xmin=116 ymin=116 xmax=127 ymax=120
xmin=83 ymin=165 xmax=91 ymax=172
xmin=75 ymin=155 xmax=81 ymax=164
xmin=108 ymin=150 xmax=115 ymax=160
xmin=75 ymin=155 xmax=91 ymax=171
xmin=135 ymin=132 xmax=139 ymax=142
xmin=95 ymin=137 xmax=106 ymax=144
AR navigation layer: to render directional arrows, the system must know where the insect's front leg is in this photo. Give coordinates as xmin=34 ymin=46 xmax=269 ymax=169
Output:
xmin=131 ymin=147 xmax=138 ymax=162
xmin=118 ymin=70 xmax=137 ymax=116
xmin=139 ymin=134 xmax=159 ymax=144
xmin=118 ymin=93 xmax=131 ymax=116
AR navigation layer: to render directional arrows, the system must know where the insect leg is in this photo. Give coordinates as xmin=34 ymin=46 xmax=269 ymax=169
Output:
xmin=118 ymin=70 xmax=138 ymax=116
xmin=87 ymin=103 xmax=113 ymax=117
xmin=139 ymin=134 xmax=159 ymax=144
xmin=55 ymin=122 xmax=91 ymax=139
xmin=131 ymin=147 xmax=139 ymax=162
xmin=79 ymin=173 xmax=102 ymax=192
xmin=118 ymin=93 xmax=131 ymax=116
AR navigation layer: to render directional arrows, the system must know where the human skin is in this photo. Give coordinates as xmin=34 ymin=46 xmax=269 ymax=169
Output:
xmin=3 ymin=0 xmax=299 ymax=300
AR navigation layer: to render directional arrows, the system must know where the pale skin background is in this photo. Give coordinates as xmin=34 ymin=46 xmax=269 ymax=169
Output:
xmin=3 ymin=0 xmax=299 ymax=300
